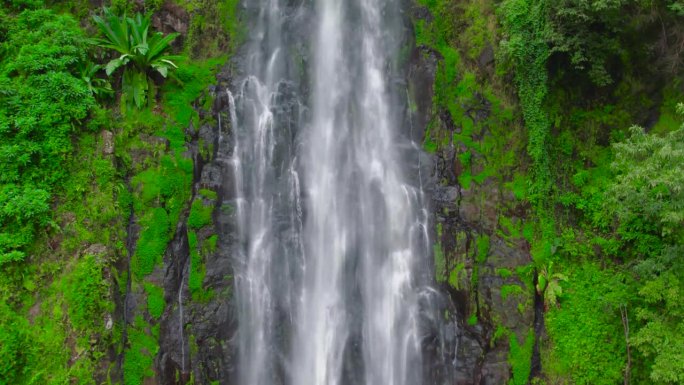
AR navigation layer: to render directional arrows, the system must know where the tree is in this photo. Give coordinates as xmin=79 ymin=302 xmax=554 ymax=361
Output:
xmin=605 ymin=105 xmax=684 ymax=383
xmin=93 ymin=7 xmax=180 ymax=110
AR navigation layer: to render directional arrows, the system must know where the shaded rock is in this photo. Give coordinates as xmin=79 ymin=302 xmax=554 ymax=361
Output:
xmin=151 ymin=2 xmax=189 ymax=35
xmin=477 ymin=44 xmax=495 ymax=71
xmin=101 ymin=130 xmax=114 ymax=155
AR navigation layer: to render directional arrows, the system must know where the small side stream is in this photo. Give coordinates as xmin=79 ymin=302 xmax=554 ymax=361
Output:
xmin=118 ymin=180 xmax=136 ymax=378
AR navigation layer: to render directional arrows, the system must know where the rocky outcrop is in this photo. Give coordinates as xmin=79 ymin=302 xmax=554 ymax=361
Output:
xmin=155 ymin=67 xmax=239 ymax=385
xmin=407 ymin=7 xmax=536 ymax=382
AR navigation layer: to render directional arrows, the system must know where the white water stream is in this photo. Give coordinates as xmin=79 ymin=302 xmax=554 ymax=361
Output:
xmin=231 ymin=0 xmax=432 ymax=383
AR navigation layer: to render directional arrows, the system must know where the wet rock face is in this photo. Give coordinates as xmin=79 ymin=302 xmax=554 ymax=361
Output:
xmin=155 ymin=66 xmax=239 ymax=385
xmin=151 ymin=2 xmax=189 ymax=36
xmin=407 ymin=13 xmax=534 ymax=385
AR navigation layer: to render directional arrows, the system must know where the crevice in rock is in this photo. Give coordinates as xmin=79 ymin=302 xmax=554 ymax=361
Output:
xmin=530 ymin=268 xmax=544 ymax=381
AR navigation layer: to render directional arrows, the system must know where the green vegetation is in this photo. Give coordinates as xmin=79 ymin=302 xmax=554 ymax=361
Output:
xmin=496 ymin=0 xmax=684 ymax=383
xmin=65 ymin=254 xmax=110 ymax=331
xmin=545 ymin=264 xmax=630 ymax=385
xmin=93 ymin=8 xmax=180 ymax=110
xmin=508 ymin=329 xmax=535 ymax=385
xmin=0 ymin=8 xmax=96 ymax=263
xmin=188 ymin=198 xmax=213 ymax=229
xmin=499 ymin=0 xmax=554 ymax=262
xmin=418 ymin=0 xmax=684 ymax=383
xmin=145 ymin=283 xmax=165 ymax=320
xmin=0 ymin=0 xmax=238 ymax=382
xmin=123 ymin=316 xmax=160 ymax=385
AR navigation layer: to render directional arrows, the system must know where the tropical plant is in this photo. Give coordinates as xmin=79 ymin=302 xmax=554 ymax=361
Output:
xmin=536 ymin=261 xmax=568 ymax=309
xmin=77 ymin=60 xmax=112 ymax=98
xmin=93 ymin=7 xmax=180 ymax=110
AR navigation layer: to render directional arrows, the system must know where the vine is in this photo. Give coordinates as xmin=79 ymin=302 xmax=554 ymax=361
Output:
xmin=499 ymin=0 xmax=554 ymax=262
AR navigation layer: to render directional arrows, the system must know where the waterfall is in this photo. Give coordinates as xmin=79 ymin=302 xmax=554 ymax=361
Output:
xmin=231 ymin=0 xmax=433 ymax=384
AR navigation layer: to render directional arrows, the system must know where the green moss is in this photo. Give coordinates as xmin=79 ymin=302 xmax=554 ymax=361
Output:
xmin=508 ymin=329 xmax=535 ymax=385
xmin=434 ymin=222 xmax=446 ymax=282
xmin=204 ymin=234 xmax=219 ymax=254
xmin=123 ymin=316 xmax=159 ymax=385
xmin=199 ymin=188 xmax=218 ymax=200
xmin=494 ymin=325 xmax=508 ymax=343
xmin=189 ymin=247 xmax=205 ymax=297
xmin=461 ymin=1 xmax=494 ymax=60
xmin=144 ymin=283 xmax=165 ymax=320
xmin=188 ymin=198 xmax=213 ymax=229
xmin=64 ymin=254 xmax=109 ymax=331
xmin=163 ymin=57 xmax=227 ymax=150
xmin=458 ymin=171 xmax=472 ymax=190
xmin=471 ymin=264 xmax=480 ymax=289
xmin=498 ymin=216 xmax=521 ymax=239
xmin=467 ymin=313 xmax=478 ymax=326
xmin=133 ymin=207 xmax=170 ymax=279
xmin=501 ymin=284 xmax=524 ymax=301
xmin=495 ymin=268 xmax=512 ymax=279
xmin=506 ymin=173 xmax=527 ymax=201
xmin=448 ymin=262 xmax=466 ymax=289
xmin=187 ymin=230 xmax=212 ymax=302
xmin=423 ymin=136 xmax=438 ymax=153
xmin=476 ymin=235 xmax=490 ymax=263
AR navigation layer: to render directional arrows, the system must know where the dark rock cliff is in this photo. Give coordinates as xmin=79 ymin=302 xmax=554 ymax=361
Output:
xmin=155 ymin=68 xmax=240 ymax=385
xmin=407 ymin=4 xmax=536 ymax=383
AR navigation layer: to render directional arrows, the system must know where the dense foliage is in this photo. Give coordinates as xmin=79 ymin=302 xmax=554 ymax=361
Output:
xmin=496 ymin=0 xmax=684 ymax=383
xmin=607 ymin=122 xmax=684 ymax=383
xmin=0 ymin=9 xmax=96 ymax=264
xmin=0 ymin=0 xmax=232 ymax=383
xmin=418 ymin=0 xmax=683 ymax=383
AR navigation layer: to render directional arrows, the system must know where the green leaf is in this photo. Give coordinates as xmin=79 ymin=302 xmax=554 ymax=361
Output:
xmin=153 ymin=64 xmax=168 ymax=78
xmin=104 ymin=55 xmax=129 ymax=75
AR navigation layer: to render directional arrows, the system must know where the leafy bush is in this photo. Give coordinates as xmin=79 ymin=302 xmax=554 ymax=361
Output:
xmin=545 ymin=264 xmax=631 ymax=385
xmin=604 ymin=116 xmax=684 ymax=383
xmin=0 ymin=9 xmax=95 ymax=262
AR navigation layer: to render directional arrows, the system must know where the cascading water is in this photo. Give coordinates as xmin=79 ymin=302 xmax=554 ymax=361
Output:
xmin=231 ymin=0 xmax=435 ymax=384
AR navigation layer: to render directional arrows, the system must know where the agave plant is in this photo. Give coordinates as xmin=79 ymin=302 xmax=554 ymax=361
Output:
xmin=93 ymin=8 xmax=180 ymax=109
